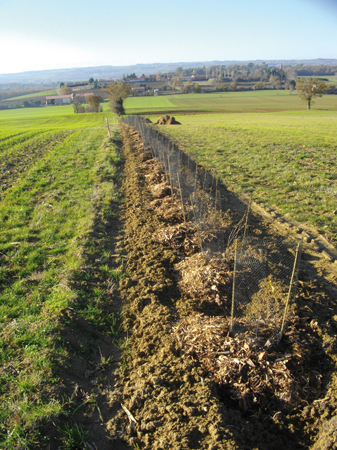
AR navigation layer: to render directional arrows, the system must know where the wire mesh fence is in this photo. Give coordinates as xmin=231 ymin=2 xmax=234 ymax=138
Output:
xmin=230 ymin=235 xmax=302 ymax=342
xmin=121 ymin=115 xmax=302 ymax=342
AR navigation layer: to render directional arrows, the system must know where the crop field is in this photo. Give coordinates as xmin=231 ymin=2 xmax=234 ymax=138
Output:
xmin=1 ymin=95 xmax=337 ymax=450
xmin=3 ymin=90 xmax=58 ymax=101
xmin=125 ymin=90 xmax=337 ymax=114
xmin=0 ymin=106 xmax=112 ymax=132
xmin=159 ymin=109 xmax=337 ymax=243
xmin=0 ymin=108 xmax=126 ymax=448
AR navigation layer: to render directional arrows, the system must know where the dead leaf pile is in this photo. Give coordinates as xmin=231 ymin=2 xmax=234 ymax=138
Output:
xmin=149 ymin=181 xmax=171 ymax=199
xmin=147 ymin=197 xmax=182 ymax=222
xmin=174 ymin=314 xmax=323 ymax=413
xmin=154 ymin=223 xmax=199 ymax=255
xmin=144 ymin=165 xmax=165 ymax=184
xmin=175 ymin=253 xmax=232 ymax=306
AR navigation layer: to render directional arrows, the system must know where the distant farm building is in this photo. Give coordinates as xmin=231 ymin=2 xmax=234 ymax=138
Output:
xmin=129 ymin=78 xmax=147 ymax=83
xmin=132 ymin=86 xmax=146 ymax=96
xmin=46 ymin=92 xmax=98 ymax=106
xmin=191 ymin=75 xmax=207 ymax=81
xmin=98 ymin=79 xmax=114 ymax=85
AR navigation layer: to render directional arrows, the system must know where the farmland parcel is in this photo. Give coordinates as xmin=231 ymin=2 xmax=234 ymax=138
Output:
xmin=0 ymin=96 xmax=337 ymax=449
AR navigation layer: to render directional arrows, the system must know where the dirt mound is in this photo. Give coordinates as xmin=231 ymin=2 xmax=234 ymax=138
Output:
xmin=155 ymin=115 xmax=181 ymax=125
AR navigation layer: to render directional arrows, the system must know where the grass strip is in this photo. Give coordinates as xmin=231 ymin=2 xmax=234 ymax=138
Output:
xmin=0 ymin=126 xmax=121 ymax=448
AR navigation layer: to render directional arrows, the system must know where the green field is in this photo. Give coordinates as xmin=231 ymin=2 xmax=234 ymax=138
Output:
xmin=159 ymin=109 xmax=337 ymax=242
xmin=0 ymin=105 xmax=113 ymax=132
xmin=0 ymin=90 xmax=337 ymax=447
xmin=125 ymin=90 xmax=337 ymax=114
xmin=3 ymin=90 xmax=58 ymax=101
xmin=0 ymin=107 xmax=122 ymax=448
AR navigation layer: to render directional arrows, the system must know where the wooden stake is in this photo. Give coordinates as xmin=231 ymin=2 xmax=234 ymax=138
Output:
xmin=230 ymin=239 xmax=237 ymax=333
xmin=203 ymin=170 xmax=207 ymax=190
xmin=194 ymin=162 xmax=198 ymax=191
xmin=241 ymin=194 xmax=252 ymax=252
xmin=168 ymin=154 xmax=174 ymax=201
xmin=215 ymin=175 xmax=219 ymax=209
xmin=190 ymin=195 xmax=205 ymax=259
xmin=278 ymin=240 xmax=302 ymax=343
xmin=177 ymin=173 xmax=186 ymax=225
xmin=106 ymin=117 xmax=111 ymax=137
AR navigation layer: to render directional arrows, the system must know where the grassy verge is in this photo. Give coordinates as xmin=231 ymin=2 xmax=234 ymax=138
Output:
xmin=0 ymin=126 xmax=123 ymax=448
xmin=159 ymin=110 xmax=337 ymax=243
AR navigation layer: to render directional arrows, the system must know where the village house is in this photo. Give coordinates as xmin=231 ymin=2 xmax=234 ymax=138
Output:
xmin=191 ymin=75 xmax=207 ymax=81
xmin=45 ymin=92 xmax=97 ymax=106
xmin=132 ymin=86 xmax=146 ymax=96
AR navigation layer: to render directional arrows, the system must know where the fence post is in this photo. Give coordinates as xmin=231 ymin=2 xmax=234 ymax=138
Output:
xmin=215 ymin=175 xmax=219 ymax=210
xmin=242 ymin=195 xmax=252 ymax=251
xmin=278 ymin=240 xmax=302 ymax=344
xmin=190 ymin=195 xmax=205 ymax=260
xmin=230 ymin=239 xmax=237 ymax=333
xmin=106 ymin=117 xmax=111 ymax=137
xmin=177 ymin=173 xmax=186 ymax=226
xmin=168 ymin=154 xmax=174 ymax=202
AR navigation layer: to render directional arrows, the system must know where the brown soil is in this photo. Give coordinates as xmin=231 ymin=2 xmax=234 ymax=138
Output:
xmin=155 ymin=115 xmax=181 ymax=125
xmin=107 ymin=124 xmax=337 ymax=450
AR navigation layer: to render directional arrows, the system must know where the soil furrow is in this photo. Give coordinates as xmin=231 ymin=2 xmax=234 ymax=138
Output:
xmin=109 ymin=124 xmax=237 ymax=450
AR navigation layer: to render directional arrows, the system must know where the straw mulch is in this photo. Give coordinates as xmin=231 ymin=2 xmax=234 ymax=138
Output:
xmin=175 ymin=253 xmax=232 ymax=306
xmin=144 ymin=167 xmax=165 ymax=185
xmin=154 ymin=223 xmax=199 ymax=255
xmin=174 ymin=314 xmax=319 ymax=413
xmin=148 ymin=197 xmax=183 ymax=222
xmin=149 ymin=181 xmax=171 ymax=199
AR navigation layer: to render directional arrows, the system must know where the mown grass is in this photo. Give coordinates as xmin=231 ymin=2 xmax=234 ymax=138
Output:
xmin=0 ymin=122 xmax=122 ymax=448
xmin=159 ymin=110 xmax=337 ymax=242
xmin=125 ymin=90 xmax=337 ymax=114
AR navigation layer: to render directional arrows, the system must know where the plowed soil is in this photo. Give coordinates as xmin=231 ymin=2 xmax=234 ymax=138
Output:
xmin=106 ymin=124 xmax=337 ymax=450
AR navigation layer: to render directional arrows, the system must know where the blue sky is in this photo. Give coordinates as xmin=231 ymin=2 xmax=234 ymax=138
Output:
xmin=0 ymin=0 xmax=336 ymax=74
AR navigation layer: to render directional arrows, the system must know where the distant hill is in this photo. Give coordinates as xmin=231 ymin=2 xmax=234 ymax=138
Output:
xmin=1 ymin=59 xmax=337 ymax=84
